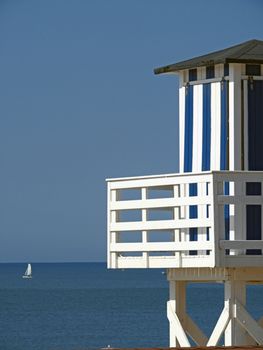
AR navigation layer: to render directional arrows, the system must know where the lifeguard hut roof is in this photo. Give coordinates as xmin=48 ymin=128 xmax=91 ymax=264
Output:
xmin=154 ymin=39 xmax=263 ymax=74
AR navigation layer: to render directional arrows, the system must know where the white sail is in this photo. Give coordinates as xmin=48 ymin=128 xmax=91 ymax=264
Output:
xmin=23 ymin=263 xmax=32 ymax=278
xmin=25 ymin=264 xmax=32 ymax=276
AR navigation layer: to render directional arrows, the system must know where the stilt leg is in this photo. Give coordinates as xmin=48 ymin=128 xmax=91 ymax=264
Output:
xmin=224 ymin=280 xmax=255 ymax=345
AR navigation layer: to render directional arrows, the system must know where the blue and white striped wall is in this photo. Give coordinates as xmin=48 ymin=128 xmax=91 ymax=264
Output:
xmin=178 ymin=63 xmax=263 ymax=245
xmin=179 ymin=63 xmax=263 ymax=174
xmin=179 ymin=81 xmax=228 ymax=173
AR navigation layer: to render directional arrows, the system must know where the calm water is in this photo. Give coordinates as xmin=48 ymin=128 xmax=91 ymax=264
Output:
xmin=0 ymin=263 xmax=262 ymax=350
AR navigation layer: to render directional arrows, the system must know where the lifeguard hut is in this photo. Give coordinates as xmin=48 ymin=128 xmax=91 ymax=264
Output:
xmin=106 ymin=39 xmax=263 ymax=347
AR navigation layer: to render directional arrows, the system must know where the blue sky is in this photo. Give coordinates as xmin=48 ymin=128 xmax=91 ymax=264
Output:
xmin=0 ymin=0 xmax=263 ymax=262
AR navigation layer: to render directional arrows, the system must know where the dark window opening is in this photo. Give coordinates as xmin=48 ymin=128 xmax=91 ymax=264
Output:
xmin=189 ymin=68 xmax=197 ymax=81
xmin=246 ymin=182 xmax=261 ymax=196
xmin=206 ymin=65 xmax=215 ymax=79
xmin=246 ymin=64 xmax=261 ymax=76
xmin=224 ymin=64 xmax=229 ymax=76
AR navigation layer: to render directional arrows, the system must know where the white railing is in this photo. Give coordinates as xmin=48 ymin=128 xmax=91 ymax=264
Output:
xmin=107 ymin=171 xmax=263 ymax=269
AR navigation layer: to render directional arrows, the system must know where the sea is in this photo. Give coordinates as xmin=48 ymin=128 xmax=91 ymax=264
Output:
xmin=0 ymin=263 xmax=262 ymax=350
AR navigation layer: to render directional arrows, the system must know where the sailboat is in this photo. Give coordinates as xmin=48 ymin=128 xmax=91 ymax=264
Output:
xmin=22 ymin=263 xmax=32 ymax=279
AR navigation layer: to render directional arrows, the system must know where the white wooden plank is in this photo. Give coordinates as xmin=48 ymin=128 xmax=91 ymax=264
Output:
xmin=193 ymin=84 xmax=203 ymax=172
xmin=110 ymin=241 xmax=214 ymax=252
xmin=111 ymin=196 xmax=211 ymax=210
xmin=110 ymin=218 xmax=212 ymax=231
xmin=115 ymin=256 xmax=216 ymax=269
xmin=223 ymin=256 xmax=263 ymax=267
xmin=207 ymin=305 xmax=229 ymax=346
xmin=211 ymin=82 xmax=221 ymax=170
xmin=220 ymin=240 xmax=263 ymax=249
xmin=185 ymin=314 xmax=208 ymax=346
xmin=108 ymin=173 xmax=213 ymax=189
xmin=236 ymin=300 xmax=263 ymax=344
xmin=167 ymin=301 xmax=191 ymax=347
xmin=229 ymin=64 xmax=242 ymax=171
xmin=217 ymin=195 xmax=263 ymax=205
xmin=179 ymin=79 xmax=185 ymax=173
xmin=243 ymin=79 xmax=248 ymax=170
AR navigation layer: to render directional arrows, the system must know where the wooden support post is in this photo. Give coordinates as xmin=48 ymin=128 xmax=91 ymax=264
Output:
xmin=168 ymin=279 xmax=207 ymax=347
xmin=224 ymin=280 xmax=255 ymax=345
xmin=168 ymin=280 xmax=189 ymax=347
xmin=173 ymin=185 xmax=181 ymax=265
xmin=141 ymin=187 xmax=148 ymax=267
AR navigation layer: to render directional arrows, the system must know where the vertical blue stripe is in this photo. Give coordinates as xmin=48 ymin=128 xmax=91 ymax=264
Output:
xmin=184 ymin=85 xmax=193 ymax=173
xmin=220 ymin=81 xmax=230 ymax=242
xmin=220 ymin=81 xmax=228 ymax=170
xmin=202 ymin=83 xmax=211 ymax=171
xmin=247 ymin=80 xmax=263 ymax=252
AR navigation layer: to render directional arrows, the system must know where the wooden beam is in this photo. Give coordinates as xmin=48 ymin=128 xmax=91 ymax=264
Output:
xmin=207 ymin=305 xmax=230 ymax=346
xmin=167 ymin=300 xmax=191 ymax=347
xmin=236 ymin=300 xmax=263 ymax=344
xmin=184 ymin=314 xmax=208 ymax=346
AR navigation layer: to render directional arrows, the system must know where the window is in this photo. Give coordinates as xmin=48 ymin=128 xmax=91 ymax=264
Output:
xmin=189 ymin=68 xmax=197 ymax=81
xmin=224 ymin=63 xmax=229 ymax=76
xmin=246 ymin=64 xmax=261 ymax=76
xmin=206 ymin=65 xmax=215 ymax=79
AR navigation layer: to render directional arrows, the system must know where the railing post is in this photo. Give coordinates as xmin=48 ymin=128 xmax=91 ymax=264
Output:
xmin=211 ymin=173 xmax=224 ymax=267
xmin=173 ymin=184 xmax=181 ymax=266
xmin=110 ymin=188 xmax=119 ymax=268
xmin=141 ymin=187 xmax=148 ymax=267
xmin=234 ymin=178 xmax=246 ymax=255
xmin=107 ymin=182 xmax=111 ymax=268
xmin=198 ymin=180 xmax=207 ymax=256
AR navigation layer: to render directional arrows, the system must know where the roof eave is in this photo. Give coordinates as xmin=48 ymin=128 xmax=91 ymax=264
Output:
xmin=154 ymin=58 xmax=226 ymax=75
xmin=154 ymin=58 xmax=263 ymax=75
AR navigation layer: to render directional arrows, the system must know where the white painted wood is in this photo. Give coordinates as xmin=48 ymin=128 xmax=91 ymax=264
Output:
xmin=107 ymin=170 xmax=263 ymax=184
xmin=179 ymin=74 xmax=185 ymax=173
xmin=169 ymin=280 xmax=177 ymax=346
xmin=243 ymin=79 xmax=248 ymax=170
xmin=236 ymin=300 xmax=263 ymax=344
xmin=185 ymin=314 xmax=208 ymax=346
xmin=110 ymin=189 xmax=119 ymax=268
xmin=107 ymin=182 xmax=111 ymax=268
xmin=186 ymin=77 xmax=230 ymax=86
xmin=224 ymin=280 xmax=250 ymax=345
xmin=111 ymin=241 xmax=214 ymax=252
xmin=141 ymin=187 xmax=148 ymax=267
xmin=207 ymin=305 xmax=229 ymax=346
xmin=167 ymin=267 xmax=263 ymax=281
xmin=211 ymin=82 xmax=221 ymax=170
xmin=111 ymin=218 xmax=211 ymax=232
xmin=217 ymin=195 xmax=263 ymax=205
xmin=168 ymin=281 xmax=191 ymax=347
xmin=220 ymin=240 xmax=263 ymax=249
xmin=110 ymin=196 xmax=211 ymax=210
xmin=198 ymin=181 xmax=207 ymax=255
xmin=229 ymin=63 xmax=242 ymax=171
xmin=174 ymin=185 xmax=180 ymax=261
xmin=107 ymin=171 xmax=263 ymax=269
xmin=215 ymin=64 xmax=223 ymax=78
xmin=224 ymin=256 xmax=263 ymax=267
xmin=241 ymin=75 xmax=263 ymax=80
xmin=192 ymin=84 xmax=203 ymax=173
xmin=167 ymin=300 xmax=191 ymax=347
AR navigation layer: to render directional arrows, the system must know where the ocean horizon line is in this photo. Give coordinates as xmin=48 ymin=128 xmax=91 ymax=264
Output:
xmin=0 ymin=261 xmax=107 ymax=264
